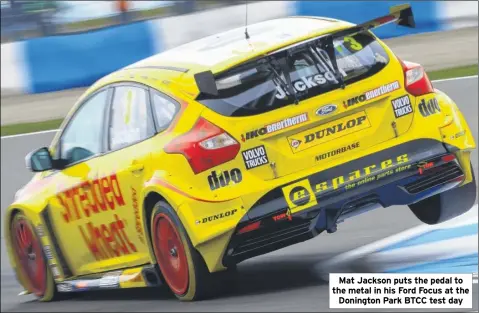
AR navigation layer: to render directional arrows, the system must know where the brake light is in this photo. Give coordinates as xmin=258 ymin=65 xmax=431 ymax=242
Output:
xmin=237 ymin=221 xmax=261 ymax=234
xmin=442 ymin=154 xmax=456 ymax=163
xmin=399 ymin=59 xmax=434 ymax=96
xmin=164 ymin=117 xmax=240 ymax=174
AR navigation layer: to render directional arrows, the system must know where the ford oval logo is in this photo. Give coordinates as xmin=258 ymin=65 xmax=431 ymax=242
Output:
xmin=316 ymin=104 xmax=337 ymax=116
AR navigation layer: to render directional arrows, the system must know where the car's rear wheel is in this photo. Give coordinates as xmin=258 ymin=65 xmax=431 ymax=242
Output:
xmin=409 ymin=162 xmax=476 ymax=225
xmin=10 ymin=213 xmax=59 ymax=301
xmin=150 ymin=201 xmax=234 ymax=301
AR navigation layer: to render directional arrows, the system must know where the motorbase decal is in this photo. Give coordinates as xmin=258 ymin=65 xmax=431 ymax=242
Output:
xmin=315 ymin=142 xmax=360 ymax=162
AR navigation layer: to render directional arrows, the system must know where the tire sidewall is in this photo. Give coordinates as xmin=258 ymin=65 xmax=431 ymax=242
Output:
xmin=150 ymin=201 xmax=201 ymax=301
xmin=10 ymin=213 xmax=58 ymax=302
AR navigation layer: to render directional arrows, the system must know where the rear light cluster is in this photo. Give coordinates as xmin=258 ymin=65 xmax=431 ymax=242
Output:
xmin=237 ymin=221 xmax=261 ymax=234
xmin=164 ymin=117 xmax=240 ymax=174
xmin=399 ymin=59 xmax=434 ymax=96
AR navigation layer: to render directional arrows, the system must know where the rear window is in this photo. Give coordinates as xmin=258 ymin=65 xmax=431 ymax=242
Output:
xmin=197 ymin=32 xmax=390 ymax=117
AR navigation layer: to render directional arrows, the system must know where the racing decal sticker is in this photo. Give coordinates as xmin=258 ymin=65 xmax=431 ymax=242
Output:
xmin=275 ymin=72 xmax=345 ymax=100
xmin=417 ymin=161 xmax=435 ymax=175
xmin=36 ymin=224 xmax=45 ymax=237
xmin=43 ymin=245 xmax=53 ymax=260
xmin=55 ymin=173 xmax=138 ymax=262
xmin=131 ymin=187 xmax=145 ymax=245
xmin=241 ymin=113 xmax=309 ymax=142
xmin=79 ymin=214 xmax=138 ymax=261
xmin=343 ymin=81 xmax=400 ymax=108
xmin=57 ymin=173 xmax=126 ymax=223
xmin=242 ymin=145 xmax=269 ymax=170
xmin=195 ymin=208 xmax=238 ymax=225
xmin=74 ymin=281 xmax=89 ymax=291
xmin=316 ymin=104 xmax=338 ymax=116
xmin=50 ymin=265 xmax=61 ymax=279
xmin=313 ymin=154 xmax=410 ymax=195
xmin=57 ymin=283 xmax=73 ymax=293
xmin=99 ymin=271 xmax=121 ymax=289
xmin=289 ymin=138 xmax=302 ymax=150
xmin=287 ymin=111 xmax=370 ymax=153
xmin=418 ymin=98 xmax=441 ymax=117
xmin=272 ymin=209 xmax=293 ymax=222
xmin=391 ymin=95 xmax=413 ymax=118
xmin=451 ymin=130 xmax=466 ymax=140
xmin=207 ymin=168 xmax=242 ymax=191
xmin=282 ymin=179 xmax=318 ymax=214
xmin=315 ymin=142 xmax=360 ymax=162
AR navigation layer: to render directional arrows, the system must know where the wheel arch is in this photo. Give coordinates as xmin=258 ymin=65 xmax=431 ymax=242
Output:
xmin=141 ymin=182 xmax=186 ymax=263
xmin=142 ymin=190 xmax=167 ymax=264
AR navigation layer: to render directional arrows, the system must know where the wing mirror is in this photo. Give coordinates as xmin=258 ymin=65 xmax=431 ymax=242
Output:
xmin=25 ymin=147 xmax=54 ymax=172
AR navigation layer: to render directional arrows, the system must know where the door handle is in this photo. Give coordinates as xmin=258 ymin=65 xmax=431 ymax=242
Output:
xmin=129 ymin=163 xmax=144 ymax=173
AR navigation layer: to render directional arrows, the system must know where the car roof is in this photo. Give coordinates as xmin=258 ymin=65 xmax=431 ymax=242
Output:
xmin=129 ymin=16 xmax=353 ymax=74
xmin=92 ymin=16 xmax=355 ymax=98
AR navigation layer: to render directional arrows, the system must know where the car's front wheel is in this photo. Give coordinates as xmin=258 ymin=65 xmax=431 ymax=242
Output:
xmin=408 ymin=163 xmax=476 ymax=225
xmin=150 ymin=201 xmax=233 ymax=301
xmin=10 ymin=212 xmax=60 ymax=301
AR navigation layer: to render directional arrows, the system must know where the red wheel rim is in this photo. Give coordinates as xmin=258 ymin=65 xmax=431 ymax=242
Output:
xmin=153 ymin=213 xmax=189 ymax=295
xmin=11 ymin=217 xmax=46 ymax=297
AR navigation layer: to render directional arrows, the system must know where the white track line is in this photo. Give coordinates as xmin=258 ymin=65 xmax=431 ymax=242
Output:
xmin=1 ymin=129 xmax=59 ymax=140
xmin=432 ymin=74 xmax=478 ymax=83
xmin=1 ymin=75 xmax=478 ymax=140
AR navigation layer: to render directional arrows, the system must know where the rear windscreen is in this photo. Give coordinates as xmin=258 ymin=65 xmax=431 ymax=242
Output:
xmin=197 ymin=32 xmax=390 ymax=117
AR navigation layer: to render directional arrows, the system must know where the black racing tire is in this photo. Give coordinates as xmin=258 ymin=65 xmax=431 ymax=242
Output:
xmin=409 ymin=162 xmax=476 ymax=225
xmin=150 ymin=201 xmax=235 ymax=301
xmin=10 ymin=212 xmax=64 ymax=302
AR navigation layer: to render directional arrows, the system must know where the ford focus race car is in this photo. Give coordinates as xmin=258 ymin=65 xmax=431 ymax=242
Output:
xmin=5 ymin=4 xmax=477 ymax=302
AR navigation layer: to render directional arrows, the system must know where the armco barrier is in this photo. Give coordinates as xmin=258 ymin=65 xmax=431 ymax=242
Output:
xmin=295 ymin=1 xmax=442 ymax=38
xmin=26 ymin=21 xmax=156 ymax=93
xmin=1 ymin=1 xmax=477 ymax=95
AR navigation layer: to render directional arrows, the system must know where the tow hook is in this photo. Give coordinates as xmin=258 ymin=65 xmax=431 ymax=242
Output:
xmin=327 ymin=224 xmax=338 ymax=234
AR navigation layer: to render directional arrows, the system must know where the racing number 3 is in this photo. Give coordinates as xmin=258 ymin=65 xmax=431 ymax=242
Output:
xmin=343 ymin=36 xmax=363 ymax=51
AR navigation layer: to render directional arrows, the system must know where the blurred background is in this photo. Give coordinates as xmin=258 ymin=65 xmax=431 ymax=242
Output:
xmin=1 ymin=0 xmax=247 ymax=42
xmin=0 ymin=1 xmax=477 ymax=96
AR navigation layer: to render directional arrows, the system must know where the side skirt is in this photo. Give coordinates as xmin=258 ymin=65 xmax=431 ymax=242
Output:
xmin=54 ymin=264 xmax=162 ymax=293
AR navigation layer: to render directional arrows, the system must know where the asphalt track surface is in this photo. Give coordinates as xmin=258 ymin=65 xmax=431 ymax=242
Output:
xmin=1 ymin=78 xmax=478 ymax=312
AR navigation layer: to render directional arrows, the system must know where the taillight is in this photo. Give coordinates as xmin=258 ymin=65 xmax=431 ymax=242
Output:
xmin=399 ymin=59 xmax=434 ymax=96
xmin=237 ymin=221 xmax=261 ymax=234
xmin=164 ymin=117 xmax=240 ymax=174
xmin=442 ymin=154 xmax=456 ymax=163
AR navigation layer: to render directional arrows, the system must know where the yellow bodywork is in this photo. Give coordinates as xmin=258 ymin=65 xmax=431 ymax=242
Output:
xmin=4 ymin=16 xmax=476 ymax=291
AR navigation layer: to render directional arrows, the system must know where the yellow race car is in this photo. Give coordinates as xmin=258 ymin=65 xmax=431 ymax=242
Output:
xmin=5 ymin=4 xmax=476 ymax=302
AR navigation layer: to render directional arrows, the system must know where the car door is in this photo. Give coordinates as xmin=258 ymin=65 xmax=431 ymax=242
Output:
xmin=46 ymin=88 xmax=113 ymax=276
xmin=87 ymin=83 xmax=161 ymax=270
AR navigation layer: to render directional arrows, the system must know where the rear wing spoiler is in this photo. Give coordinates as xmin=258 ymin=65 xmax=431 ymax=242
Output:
xmin=331 ymin=3 xmax=415 ymax=38
xmin=194 ymin=3 xmax=415 ymax=97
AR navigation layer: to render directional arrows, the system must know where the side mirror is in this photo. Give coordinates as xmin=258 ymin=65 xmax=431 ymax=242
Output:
xmin=25 ymin=147 xmax=53 ymax=172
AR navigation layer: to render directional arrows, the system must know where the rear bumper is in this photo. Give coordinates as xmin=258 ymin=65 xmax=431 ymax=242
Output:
xmin=223 ymin=139 xmax=467 ymax=266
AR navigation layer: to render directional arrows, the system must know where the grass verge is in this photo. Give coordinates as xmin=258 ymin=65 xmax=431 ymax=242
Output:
xmin=427 ymin=64 xmax=478 ymax=81
xmin=1 ymin=119 xmax=63 ymax=137
xmin=1 ymin=64 xmax=478 ymax=137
